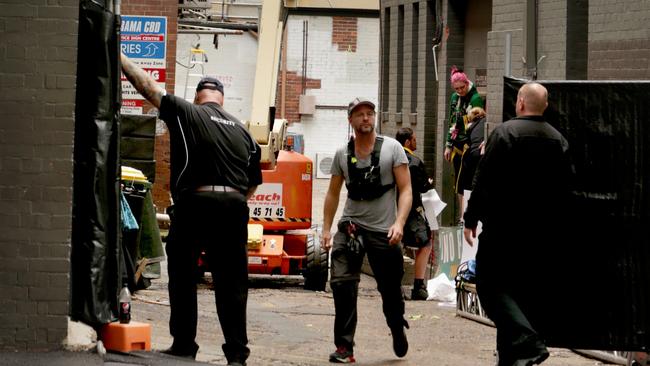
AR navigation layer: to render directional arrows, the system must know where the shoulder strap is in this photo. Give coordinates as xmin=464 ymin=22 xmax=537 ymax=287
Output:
xmin=347 ymin=137 xmax=355 ymax=159
xmin=371 ymin=136 xmax=384 ymax=167
xmin=346 ymin=137 xmax=358 ymax=179
xmin=347 ymin=136 xmax=383 ymax=166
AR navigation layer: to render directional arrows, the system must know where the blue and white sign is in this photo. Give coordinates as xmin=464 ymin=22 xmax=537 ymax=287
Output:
xmin=120 ymin=16 xmax=167 ymax=61
xmin=120 ymin=15 xmax=167 ymax=112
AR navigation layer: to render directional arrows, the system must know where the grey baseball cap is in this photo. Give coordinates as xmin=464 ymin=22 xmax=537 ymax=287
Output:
xmin=348 ymin=97 xmax=375 ymax=116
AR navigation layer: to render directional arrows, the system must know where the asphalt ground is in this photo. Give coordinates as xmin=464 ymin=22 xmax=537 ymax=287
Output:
xmin=0 ymin=180 xmax=612 ymax=366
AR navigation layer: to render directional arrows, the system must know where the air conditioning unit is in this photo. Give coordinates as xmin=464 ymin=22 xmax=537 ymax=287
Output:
xmin=315 ymin=152 xmax=335 ymax=179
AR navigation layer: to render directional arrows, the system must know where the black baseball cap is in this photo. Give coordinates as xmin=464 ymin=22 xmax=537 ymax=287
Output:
xmin=196 ymin=76 xmax=224 ymax=94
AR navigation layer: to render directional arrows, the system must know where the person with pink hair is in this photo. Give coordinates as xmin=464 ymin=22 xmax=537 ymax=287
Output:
xmin=443 ymin=66 xmax=484 ymax=224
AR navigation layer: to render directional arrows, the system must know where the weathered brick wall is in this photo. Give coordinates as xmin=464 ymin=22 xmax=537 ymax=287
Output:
xmin=434 ymin=0 xmax=467 ymax=223
xmin=537 ymin=0 xmax=567 ymax=80
xmin=121 ymin=0 xmax=178 ymax=210
xmin=377 ymin=0 xmax=439 ymax=220
xmin=283 ymin=15 xmax=379 ymax=164
xmin=486 ymin=0 xmax=526 ymax=124
xmin=279 ymin=71 xmax=321 ymax=124
xmin=588 ymin=0 xmax=650 ymax=79
xmin=379 ymin=1 xmax=437 ymax=170
xmin=332 ymin=16 xmax=358 ymax=52
xmin=0 ymin=0 xmax=78 ymax=350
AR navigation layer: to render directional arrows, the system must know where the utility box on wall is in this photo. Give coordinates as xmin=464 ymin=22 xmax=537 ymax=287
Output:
xmin=299 ymin=94 xmax=316 ymax=115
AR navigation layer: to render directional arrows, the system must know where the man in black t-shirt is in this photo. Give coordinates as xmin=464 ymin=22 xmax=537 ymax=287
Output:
xmin=395 ymin=128 xmax=434 ymax=301
xmin=121 ymin=54 xmax=261 ymax=366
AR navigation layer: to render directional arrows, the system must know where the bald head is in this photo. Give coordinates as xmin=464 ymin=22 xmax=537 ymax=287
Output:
xmin=516 ymin=82 xmax=548 ymax=116
xmin=194 ymin=89 xmax=224 ymax=106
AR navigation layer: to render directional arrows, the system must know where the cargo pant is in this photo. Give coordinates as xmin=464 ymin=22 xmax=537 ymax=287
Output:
xmin=329 ymin=222 xmax=406 ymax=351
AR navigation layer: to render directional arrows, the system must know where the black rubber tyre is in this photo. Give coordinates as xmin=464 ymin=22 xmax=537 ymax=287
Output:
xmin=303 ymin=234 xmax=329 ymax=291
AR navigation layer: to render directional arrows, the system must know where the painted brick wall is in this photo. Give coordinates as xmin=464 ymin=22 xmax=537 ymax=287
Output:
xmin=0 ymin=0 xmax=78 ymax=350
xmin=588 ymin=0 xmax=650 ymax=79
xmin=283 ymin=15 xmax=380 ymax=165
xmin=121 ymin=0 xmax=178 ymax=210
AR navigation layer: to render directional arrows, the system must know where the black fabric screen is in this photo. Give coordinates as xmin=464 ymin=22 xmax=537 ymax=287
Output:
xmin=503 ymin=77 xmax=649 ymax=350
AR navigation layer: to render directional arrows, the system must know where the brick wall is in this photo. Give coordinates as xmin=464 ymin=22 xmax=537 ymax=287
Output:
xmin=283 ymin=15 xmax=379 ymax=164
xmin=433 ymin=0 xmax=466 ymax=224
xmin=121 ymin=0 xmax=178 ymax=210
xmin=377 ymin=0 xmax=439 ymax=219
xmin=278 ymin=71 xmax=321 ymax=124
xmin=486 ymin=0 xmax=649 ymax=112
xmin=486 ymin=0 xmax=526 ymax=125
xmin=536 ymin=0 xmax=567 ymax=80
xmin=588 ymin=0 xmax=650 ymax=80
xmin=332 ymin=16 xmax=358 ymax=52
xmin=0 ymin=0 xmax=78 ymax=350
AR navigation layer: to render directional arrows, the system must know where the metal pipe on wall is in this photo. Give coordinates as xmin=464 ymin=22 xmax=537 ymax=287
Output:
xmin=302 ymin=20 xmax=308 ymax=95
xmin=178 ymin=28 xmax=243 ymax=34
xmin=432 ymin=45 xmax=439 ymax=81
xmin=504 ymin=32 xmax=511 ymax=77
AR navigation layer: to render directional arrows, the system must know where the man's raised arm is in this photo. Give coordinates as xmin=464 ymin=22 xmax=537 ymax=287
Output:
xmin=120 ymin=53 xmax=165 ymax=109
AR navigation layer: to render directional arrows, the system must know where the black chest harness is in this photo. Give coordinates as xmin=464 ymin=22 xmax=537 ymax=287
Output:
xmin=346 ymin=136 xmax=395 ymax=201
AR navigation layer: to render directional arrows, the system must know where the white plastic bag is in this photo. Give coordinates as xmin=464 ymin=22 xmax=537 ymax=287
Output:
xmin=421 ymin=189 xmax=446 ymax=231
xmin=426 ymin=273 xmax=456 ymax=303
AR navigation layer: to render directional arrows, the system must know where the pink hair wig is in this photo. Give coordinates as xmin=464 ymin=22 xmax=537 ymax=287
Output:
xmin=450 ymin=65 xmax=470 ymax=84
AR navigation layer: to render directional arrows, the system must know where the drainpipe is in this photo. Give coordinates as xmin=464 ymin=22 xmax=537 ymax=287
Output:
xmin=431 ymin=0 xmax=443 ymax=81
xmin=504 ymin=32 xmax=511 ymax=77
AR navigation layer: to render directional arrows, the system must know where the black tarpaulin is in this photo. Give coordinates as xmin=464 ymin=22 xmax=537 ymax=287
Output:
xmin=70 ymin=0 xmax=122 ymax=327
xmin=503 ymin=77 xmax=649 ymax=351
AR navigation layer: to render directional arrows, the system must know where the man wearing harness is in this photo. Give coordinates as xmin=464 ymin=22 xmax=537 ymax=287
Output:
xmin=322 ymin=97 xmax=412 ymax=363
xmin=121 ymin=54 xmax=261 ymax=366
